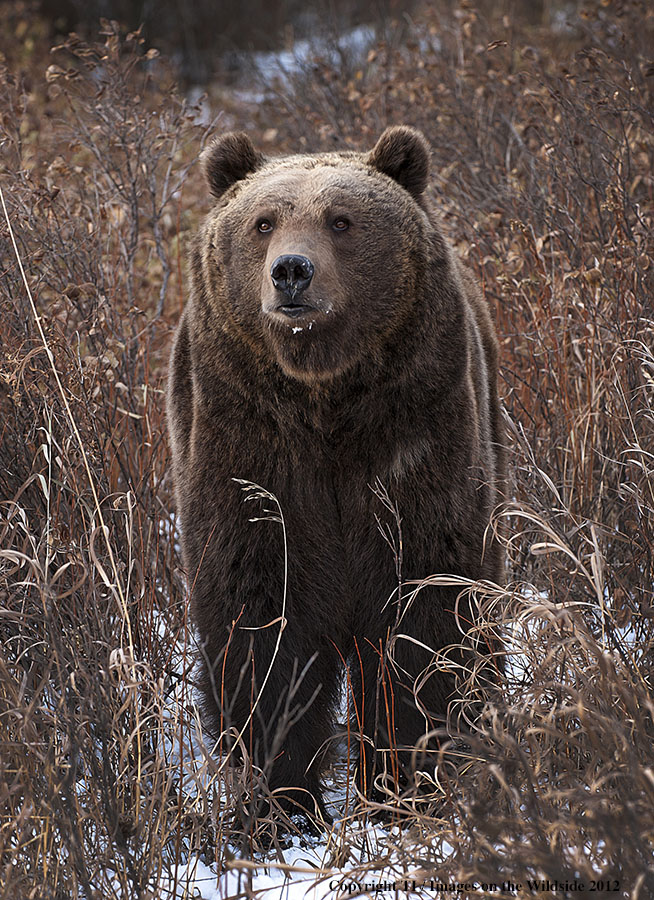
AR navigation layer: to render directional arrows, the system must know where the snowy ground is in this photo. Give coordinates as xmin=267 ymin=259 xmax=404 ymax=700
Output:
xmin=157 ymin=663 xmax=450 ymax=900
xmin=160 ymin=821 xmax=446 ymax=900
xmin=187 ymin=23 xmax=378 ymax=123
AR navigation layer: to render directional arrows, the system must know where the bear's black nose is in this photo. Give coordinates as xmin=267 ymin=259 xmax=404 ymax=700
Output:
xmin=270 ymin=254 xmax=314 ymax=298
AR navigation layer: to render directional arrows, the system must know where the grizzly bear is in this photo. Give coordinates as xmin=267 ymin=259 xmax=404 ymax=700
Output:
xmin=167 ymin=126 xmax=505 ymax=820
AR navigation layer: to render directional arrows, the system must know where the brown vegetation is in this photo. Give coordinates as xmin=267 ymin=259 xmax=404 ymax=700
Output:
xmin=1 ymin=2 xmax=653 ymax=897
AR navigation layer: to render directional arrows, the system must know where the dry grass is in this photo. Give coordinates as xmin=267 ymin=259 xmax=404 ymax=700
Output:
xmin=1 ymin=2 xmax=653 ymax=897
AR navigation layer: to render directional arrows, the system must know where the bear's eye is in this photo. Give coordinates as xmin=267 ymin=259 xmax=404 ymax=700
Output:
xmin=256 ymin=218 xmax=274 ymax=234
xmin=331 ymin=217 xmax=350 ymax=232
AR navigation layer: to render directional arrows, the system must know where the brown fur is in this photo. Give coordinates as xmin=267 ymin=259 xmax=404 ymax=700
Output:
xmin=167 ymin=127 xmax=506 ymax=816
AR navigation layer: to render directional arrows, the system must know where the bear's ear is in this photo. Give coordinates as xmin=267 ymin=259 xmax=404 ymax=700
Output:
xmin=367 ymin=126 xmax=430 ymax=199
xmin=201 ymin=132 xmax=265 ymax=199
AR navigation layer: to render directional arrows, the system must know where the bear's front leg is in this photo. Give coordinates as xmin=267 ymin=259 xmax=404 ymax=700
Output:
xmin=184 ymin=476 xmax=343 ymax=822
xmin=350 ymin=580 xmax=467 ymax=801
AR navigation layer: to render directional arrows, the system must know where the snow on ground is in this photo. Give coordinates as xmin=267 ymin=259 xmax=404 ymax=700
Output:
xmin=156 ymin=701 xmax=450 ymax=900
xmin=250 ymin=24 xmax=376 ymax=87
xmin=157 ymin=737 xmax=455 ymax=900
xmin=187 ymin=23 xmax=379 ymax=116
xmin=161 ymin=822 xmax=446 ymax=900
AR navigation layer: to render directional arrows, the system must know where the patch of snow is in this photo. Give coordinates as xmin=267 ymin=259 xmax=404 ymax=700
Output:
xmin=161 ymin=824 xmax=454 ymax=900
xmin=251 ymin=25 xmax=376 ymax=88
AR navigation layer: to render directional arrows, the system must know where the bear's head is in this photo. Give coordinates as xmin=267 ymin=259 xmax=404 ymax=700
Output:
xmin=198 ymin=127 xmax=437 ymax=384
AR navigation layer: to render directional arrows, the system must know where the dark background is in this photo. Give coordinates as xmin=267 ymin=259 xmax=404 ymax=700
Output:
xmin=36 ymin=0 xmax=554 ymax=82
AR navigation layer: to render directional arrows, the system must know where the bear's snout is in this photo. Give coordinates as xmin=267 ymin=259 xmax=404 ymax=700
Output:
xmin=270 ymin=254 xmax=314 ymax=311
